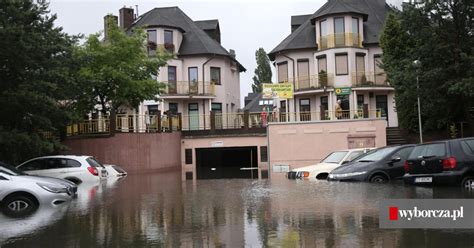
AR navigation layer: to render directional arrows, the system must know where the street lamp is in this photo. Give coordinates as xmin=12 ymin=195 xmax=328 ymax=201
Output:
xmin=413 ymin=60 xmax=423 ymax=143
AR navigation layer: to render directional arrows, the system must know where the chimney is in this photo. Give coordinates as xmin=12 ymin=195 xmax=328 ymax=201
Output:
xmin=119 ymin=6 xmax=134 ymax=30
xmin=229 ymin=49 xmax=236 ymax=58
xmin=104 ymin=14 xmax=118 ymax=40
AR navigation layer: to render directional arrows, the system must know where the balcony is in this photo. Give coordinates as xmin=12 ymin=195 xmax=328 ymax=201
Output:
xmin=319 ymin=33 xmax=362 ymax=50
xmin=351 ymin=71 xmax=388 ymax=87
xmin=161 ymin=81 xmax=216 ymax=97
xmin=293 ymin=73 xmax=335 ymax=92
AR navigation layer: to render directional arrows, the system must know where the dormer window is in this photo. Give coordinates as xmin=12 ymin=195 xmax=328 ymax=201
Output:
xmin=352 ymin=17 xmax=360 ymax=47
xmin=164 ymin=30 xmax=174 ymax=53
xmin=334 ymin=17 xmax=345 ymax=46
xmin=147 ymin=30 xmax=157 ymax=56
xmin=319 ymin=19 xmax=328 ymax=49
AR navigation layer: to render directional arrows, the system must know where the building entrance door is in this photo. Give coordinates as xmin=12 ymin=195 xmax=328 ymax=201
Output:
xmin=376 ymin=95 xmax=388 ymax=125
xmin=188 ymin=103 xmax=199 ymax=130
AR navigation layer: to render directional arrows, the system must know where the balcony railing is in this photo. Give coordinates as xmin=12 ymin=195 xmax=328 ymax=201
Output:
xmin=351 ymin=71 xmax=388 ymax=87
xmin=319 ymin=33 xmax=362 ymax=50
xmin=162 ymin=81 xmax=216 ymax=96
xmin=66 ymin=109 xmax=383 ymax=136
xmin=293 ymin=73 xmax=335 ymax=91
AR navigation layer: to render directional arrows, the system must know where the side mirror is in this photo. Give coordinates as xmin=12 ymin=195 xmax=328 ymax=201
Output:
xmin=391 ymin=156 xmax=401 ymax=163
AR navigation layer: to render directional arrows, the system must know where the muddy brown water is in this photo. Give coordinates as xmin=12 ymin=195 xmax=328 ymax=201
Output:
xmin=1 ymin=172 xmax=473 ymax=247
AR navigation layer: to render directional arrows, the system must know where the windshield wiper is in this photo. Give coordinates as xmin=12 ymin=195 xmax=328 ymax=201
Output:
xmin=421 ymin=155 xmax=436 ymax=159
xmin=358 ymin=160 xmax=374 ymax=162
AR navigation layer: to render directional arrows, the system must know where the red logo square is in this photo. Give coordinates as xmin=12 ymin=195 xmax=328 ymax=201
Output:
xmin=389 ymin=206 xmax=398 ymax=221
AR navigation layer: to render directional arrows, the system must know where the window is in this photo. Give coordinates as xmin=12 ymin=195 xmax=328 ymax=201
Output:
xmin=168 ymin=66 xmax=177 ymax=94
xmin=322 ymin=151 xmax=349 ymax=163
xmin=188 ymin=67 xmax=198 ymax=94
xmin=210 ymin=67 xmax=221 ymax=85
xmin=211 ymin=103 xmax=222 ymax=112
xmin=409 ymin=143 xmax=446 ymax=159
xmin=374 ymin=55 xmax=385 ymax=85
xmin=164 ymin=30 xmax=174 ymax=53
xmin=169 ymin=103 xmax=178 ymax=114
xmin=335 ymin=54 xmax=348 ymax=75
xmin=147 ymin=30 xmax=157 ymax=56
xmin=20 ymin=159 xmax=46 ymax=171
xmin=393 ymin=147 xmax=414 ymax=160
xmin=357 ymin=94 xmax=365 ymax=109
xmin=320 ymin=96 xmax=328 ymax=111
xmin=86 ymin=157 xmax=105 ymax=168
xmin=185 ymin=149 xmax=193 ymax=164
xmin=277 ymin=62 xmax=288 ymax=83
xmin=356 ymin=54 xmax=366 ymax=84
xmin=317 ymin=56 xmax=327 ymax=73
xmin=334 ymin=17 xmax=345 ymax=46
xmin=299 ymin=98 xmax=311 ymax=121
xmin=352 ymin=17 xmax=359 ymax=46
xmin=260 ymin=146 xmax=268 ymax=162
xmin=319 ymin=20 xmax=328 ymax=49
xmin=297 ymin=59 xmax=309 ymax=89
xmin=461 ymin=140 xmax=474 ymax=156
xmin=0 ymin=175 xmax=6 ymax=180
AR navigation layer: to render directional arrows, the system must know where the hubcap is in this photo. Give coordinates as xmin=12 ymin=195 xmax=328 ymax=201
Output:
xmin=373 ymin=177 xmax=385 ymax=183
xmin=463 ymin=179 xmax=474 ymax=190
xmin=7 ymin=200 xmax=30 ymax=212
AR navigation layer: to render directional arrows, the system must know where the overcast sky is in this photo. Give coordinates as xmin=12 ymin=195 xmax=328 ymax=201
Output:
xmin=49 ymin=0 xmax=402 ymax=105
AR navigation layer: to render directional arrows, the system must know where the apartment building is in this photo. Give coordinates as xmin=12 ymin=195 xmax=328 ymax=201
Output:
xmin=116 ymin=6 xmax=245 ymax=130
xmin=269 ymin=0 xmax=398 ymax=127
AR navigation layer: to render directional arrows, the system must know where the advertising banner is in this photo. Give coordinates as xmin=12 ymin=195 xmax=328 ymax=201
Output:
xmin=262 ymin=83 xmax=293 ymax=99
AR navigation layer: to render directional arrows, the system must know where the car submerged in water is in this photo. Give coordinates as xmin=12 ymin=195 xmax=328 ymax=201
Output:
xmin=287 ymin=148 xmax=374 ymax=180
xmin=328 ymin=145 xmax=415 ymax=183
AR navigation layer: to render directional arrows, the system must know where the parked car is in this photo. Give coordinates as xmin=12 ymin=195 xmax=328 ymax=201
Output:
xmin=287 ymin=148 xmax=374 ymax=180
xmin=104 ymin=164 xmax=127 ymax=178
xmin=328 ymin=145 xmax=415 ymax=183
xmin=17 ymin=156 xmax=108 ymax=184
xmin=0 ymin=162 xmax=76 ymax=217
xmin=403 ymin=138 xmax=474 ymax=189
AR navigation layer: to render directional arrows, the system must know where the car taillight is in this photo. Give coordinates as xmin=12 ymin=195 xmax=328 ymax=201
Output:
xmin=87 ymin=166 xmax=99 ymax=176
xmin=303 ymin=172 xmax=310 ymax=178
xmin=404 ymin=161 xmax=410 ymax=173
xmin=442 ymin=157 xmax=457 ymax=170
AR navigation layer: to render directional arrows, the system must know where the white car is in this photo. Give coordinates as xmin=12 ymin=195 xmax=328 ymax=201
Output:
xmin=104 ymin=164 xmax=127 ymax=178
xmin=0 ymin=163 xmax=76 ymax=217
xmin=287 ymin=148 xmax=374 ymax=180
xmin=17 ymin=155 xmax=108 ymax=184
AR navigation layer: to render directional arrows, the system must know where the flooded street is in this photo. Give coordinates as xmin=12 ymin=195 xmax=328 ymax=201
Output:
xmin=1 ymin=173 xmax=474 ymax=247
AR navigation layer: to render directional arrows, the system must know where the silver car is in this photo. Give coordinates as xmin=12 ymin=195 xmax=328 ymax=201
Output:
xmin=0 ymin=162 xmax=77 ymax=217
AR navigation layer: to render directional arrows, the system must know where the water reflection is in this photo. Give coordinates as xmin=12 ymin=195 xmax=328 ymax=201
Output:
xmin=1 ymin=173 xmax=474 ymax=247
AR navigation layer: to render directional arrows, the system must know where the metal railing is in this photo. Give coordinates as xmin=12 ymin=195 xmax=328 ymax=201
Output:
xmin=162 ymin=81 xmax=215 ymax=96
xmin=293 ymin=73 xmax=335 ymax=91
xmin=115 ymin=114 xmax=181 ymax=133
xmin=319 ymin=33 xmax=362 ymax=50
xmin=66 ymin=118 xmax=110 ymax=136
xmin=352 ymin=71 xmax=388 ymax=87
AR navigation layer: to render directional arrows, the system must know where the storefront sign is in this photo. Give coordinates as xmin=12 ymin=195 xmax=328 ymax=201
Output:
xmin=335 ymin=87 xmax=351 ymax=95
xmin=262 ymin=83 xmax=293 ymax=99
xmin=211 ymin=141 xmax=224 ymax=147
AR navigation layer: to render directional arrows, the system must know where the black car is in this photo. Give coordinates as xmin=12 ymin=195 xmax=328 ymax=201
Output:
xmin=403 ymin=138 xmax=474 ymax=189
xmin=328 ymin=145 xmax=415 ymax=183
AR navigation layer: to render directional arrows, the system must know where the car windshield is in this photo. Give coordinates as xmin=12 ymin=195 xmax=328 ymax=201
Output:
xmin=321 ymin=151 xmax=349 ymax=164
xmin=356 ymin=147 xmax=398 ymax=162
xmin=0 ymin=162 xmax=27 ymax=176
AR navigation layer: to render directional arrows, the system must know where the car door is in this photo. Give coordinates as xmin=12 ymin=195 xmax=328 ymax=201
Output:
xmin=386 ymin=147 xmax=414 ymax=179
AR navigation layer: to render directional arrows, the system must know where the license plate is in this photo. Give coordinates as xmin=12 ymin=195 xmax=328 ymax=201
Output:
xmin=415 ymin=177 xmax=432 ymax=183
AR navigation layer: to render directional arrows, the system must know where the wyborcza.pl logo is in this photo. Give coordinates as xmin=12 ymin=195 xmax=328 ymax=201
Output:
xmin=388 ymin=206 xmax=464 ymax=221
xmin=380 ymin=199 xmax=474 ymax=229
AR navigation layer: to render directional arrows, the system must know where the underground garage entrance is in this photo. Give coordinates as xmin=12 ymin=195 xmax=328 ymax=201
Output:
xmin=196 ymin=146 xmax=258 ymax=179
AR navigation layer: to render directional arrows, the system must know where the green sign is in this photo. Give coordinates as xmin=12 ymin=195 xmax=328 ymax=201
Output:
xmin=335 ymin=87 xmax=351 ymax=95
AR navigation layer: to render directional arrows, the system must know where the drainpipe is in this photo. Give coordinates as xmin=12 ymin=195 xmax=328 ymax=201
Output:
xmin=281 ymin=53 xmax=296 ymax=119
xmin=202 ymin=55 xmax=216 ymax=129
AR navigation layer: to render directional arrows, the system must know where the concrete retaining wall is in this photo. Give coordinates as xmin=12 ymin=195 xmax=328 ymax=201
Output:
xmin=63 ymin=133 xmax=181 ymax=174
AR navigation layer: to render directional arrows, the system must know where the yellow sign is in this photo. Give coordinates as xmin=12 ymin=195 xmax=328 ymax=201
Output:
xmin=262 ymin=83 xmax=293 ymax=99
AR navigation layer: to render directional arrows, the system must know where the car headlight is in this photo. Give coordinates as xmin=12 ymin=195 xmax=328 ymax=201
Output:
xmin=332 ymin=171 xmax=367 ymax=179
xmin=37 ymin=183 xmax=69 ymax=194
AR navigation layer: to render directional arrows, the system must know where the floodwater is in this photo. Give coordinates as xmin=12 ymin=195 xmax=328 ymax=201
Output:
xmin=1 ymin=172 xmax=474 ymax=248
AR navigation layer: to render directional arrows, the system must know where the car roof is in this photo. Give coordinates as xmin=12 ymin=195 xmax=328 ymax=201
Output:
xmin=25 ymin=155 xmax=92 ymax=161
xmin=333 ymin=148 xmax=376 ymax=152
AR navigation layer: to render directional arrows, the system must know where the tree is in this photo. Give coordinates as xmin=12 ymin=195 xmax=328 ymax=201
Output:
xmin=0 ymin=0 xmax=78 ymax=164
xmin=380 ymin=1 xmax=474 ymax=134
xmin=74 ymin=20 xmax=170 ymax=116
xmin=252 ymin=48 xmax=272 ymax=93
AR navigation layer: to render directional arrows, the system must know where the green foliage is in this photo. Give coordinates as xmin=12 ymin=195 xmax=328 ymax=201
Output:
xmin=0 ymin=0 xmax=78 ymax=164
xmin=318 ymin=70 xmax=328 ymax=87
xmin=252 ymin=48 xmax=272 ymax=93
xmin=74 ymin=20 xmax=170 ymax=115
xmin=380 ymin=1 xmax=474 ymax=132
